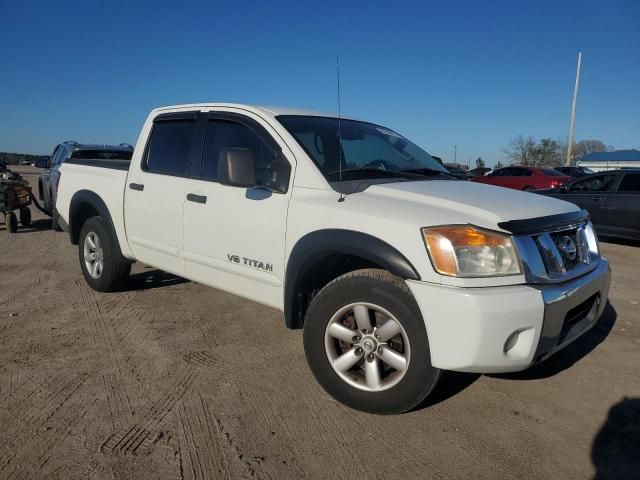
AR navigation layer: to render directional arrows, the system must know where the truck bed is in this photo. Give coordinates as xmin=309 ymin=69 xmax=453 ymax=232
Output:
xmin=56 ymin=162 xmax=133 ymax=258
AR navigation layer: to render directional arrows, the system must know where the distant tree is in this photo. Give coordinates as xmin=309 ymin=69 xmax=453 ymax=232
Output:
xmin=570 ymin=139 xmax=614 ymax=163
xmin=475 ymin=157 xmax=485 ymax=168
xmin=503 ymin=135 xmax=536 ymax=165
xmin=533 ymin=138 xmax=563 ymax=167
xmin=495 ymin=160 xmax=504 ymax=169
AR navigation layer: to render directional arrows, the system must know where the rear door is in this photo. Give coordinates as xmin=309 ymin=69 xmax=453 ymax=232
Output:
xmin=182 ymin=110 xmax=294 ymax=309
xmin=601 ymin=172 xmax=640 ymax=239
xmin=124 ymin=111 xmax=202 ymax=275
xmin=512 ymin=167 xmax=532 ymax=190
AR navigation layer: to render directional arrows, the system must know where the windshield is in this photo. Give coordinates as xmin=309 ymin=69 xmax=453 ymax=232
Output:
xmin=277 ymin=116 xmax=448 ymax=182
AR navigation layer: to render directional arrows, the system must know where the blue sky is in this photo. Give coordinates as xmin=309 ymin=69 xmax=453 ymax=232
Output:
xmin=1 ymin=0 xmax=638 ymax=167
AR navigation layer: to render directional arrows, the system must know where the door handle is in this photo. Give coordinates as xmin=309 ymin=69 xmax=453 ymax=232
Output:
xmin=186 ymin=193 xmax=207 ymax=204
xmin=590 ymin=196 xmax=602 ymax=201
xmin=129 ymin=183 xmax=144 ymax=191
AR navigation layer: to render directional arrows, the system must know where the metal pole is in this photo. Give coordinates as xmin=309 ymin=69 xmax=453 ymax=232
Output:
xmin=454 ymin=145 xmax=457 ymax=164
xmin=566 ymin=51 xmax=582 ymax=166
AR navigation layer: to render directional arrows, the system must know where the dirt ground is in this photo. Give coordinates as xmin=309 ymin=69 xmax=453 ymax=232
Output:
xmin=1 ymin=165 xmax=638 ymax=480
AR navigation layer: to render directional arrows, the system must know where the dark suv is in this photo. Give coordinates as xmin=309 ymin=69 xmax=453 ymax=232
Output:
xmin=554 ymin=166 xmax=595 ymax=178
xmin=38 ymin=142 xmax=133 ymax=230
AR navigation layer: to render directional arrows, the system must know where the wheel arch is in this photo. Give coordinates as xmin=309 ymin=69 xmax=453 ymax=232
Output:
xmin=284 ymin=229 xmax=421 ymax=329
xmin=68 ymin=190 xmax=118 ymax=247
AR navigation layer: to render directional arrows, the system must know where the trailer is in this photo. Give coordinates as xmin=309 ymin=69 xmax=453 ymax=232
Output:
xmin=0 ymin=171 xmax=32 ymax=233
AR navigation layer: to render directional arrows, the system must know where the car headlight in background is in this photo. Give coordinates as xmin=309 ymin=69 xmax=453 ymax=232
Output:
xmin=422 ymin=226 xmax=522 ymax=277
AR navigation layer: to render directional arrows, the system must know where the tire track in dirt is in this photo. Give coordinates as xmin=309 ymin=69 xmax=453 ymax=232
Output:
xmin=101 ymin=365 xmax=199 ymax=456
xmin=291 ymin=386 xmax=375 ymax=479
xmin=336 ymin=404 xmax=448 ymax=480
xmin=229 ymin=377 xmax=307 ymax=479
xmin=77 ymin=279 xmax=132 ymax=427
xmin=0 ymin=373 xmax=91 ymax=478
xmin=3 ymin=387 xmax=96 ymax=480
xmin=183 ymin=350 xmax=227 ymax=372
xmin=175 ymin=389 xmax=234 ymax=480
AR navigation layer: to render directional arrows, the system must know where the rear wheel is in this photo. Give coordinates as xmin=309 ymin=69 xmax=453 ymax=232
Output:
xmin=303 ymin=269 xmax=440 ymax=414
xmin=19 ymin=207 xmax=31 ymax=227
xmin=6 ymin=212 xmax=18 ymax=233
xmin=79 ymin=216 xmax=131 ymax=292
xmin=523 ymin=186 xmax=534 ymax=192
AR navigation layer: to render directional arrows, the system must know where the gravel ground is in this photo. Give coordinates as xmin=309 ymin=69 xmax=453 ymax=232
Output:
xmin=1 ymin=166 xmax=638 ymax=480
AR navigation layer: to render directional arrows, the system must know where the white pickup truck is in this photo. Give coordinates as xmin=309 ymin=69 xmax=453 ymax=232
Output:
xmin=56 ymin=103 xmax=611 ymax=414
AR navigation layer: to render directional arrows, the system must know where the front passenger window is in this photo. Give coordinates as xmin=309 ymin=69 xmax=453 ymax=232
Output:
xmin=566 ymin=175 xmax=616 ymax=193
xmin=201 ymin=120 xmax=290 ymax=191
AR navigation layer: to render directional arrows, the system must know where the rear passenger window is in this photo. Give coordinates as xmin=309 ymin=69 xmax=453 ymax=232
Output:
xmin=618 ymin=174 xmax=640 ymax=192
xmin=201 ymin=120 xmax=274 ymax=182
xmin=145 ymin=120 xmax=196 ymax=176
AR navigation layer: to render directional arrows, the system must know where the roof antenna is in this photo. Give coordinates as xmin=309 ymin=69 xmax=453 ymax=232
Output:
xmin=336 ymin=55 xmax=346 ymax=202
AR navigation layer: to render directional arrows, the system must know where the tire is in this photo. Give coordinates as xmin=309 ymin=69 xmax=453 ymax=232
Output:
xmin=523 ymin=186 xmax=534 ymax=192
xmin=78 ymin=216 xmax=131 ymax=292
xmin=303 ymin=269 xmax=440 ymax=414
xmin=19 ymin=207 xmax=31 ymax=227
xmin=7 ymin=212 xmax=18 ymax=233
xmin=51 ymin=207 xmax=62 ymax=231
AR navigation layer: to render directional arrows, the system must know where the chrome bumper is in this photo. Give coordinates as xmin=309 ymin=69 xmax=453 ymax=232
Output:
xmin=532 ymin=258 xmax=611 ymax=363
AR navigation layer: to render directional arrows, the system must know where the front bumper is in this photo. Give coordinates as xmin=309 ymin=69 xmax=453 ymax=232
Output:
xmin=406 ymin=259 xmax=611 ymax=373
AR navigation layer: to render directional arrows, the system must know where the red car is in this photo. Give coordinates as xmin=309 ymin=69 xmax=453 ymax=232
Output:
xmin=471 ymin=166 xmax=573 ymax=191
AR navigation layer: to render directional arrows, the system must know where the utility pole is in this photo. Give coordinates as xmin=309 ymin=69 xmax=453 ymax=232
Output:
xmin=566 ymin=51 xmax=582 ymax=166
xmin=454 ymin=145 xmax=457 ymax=165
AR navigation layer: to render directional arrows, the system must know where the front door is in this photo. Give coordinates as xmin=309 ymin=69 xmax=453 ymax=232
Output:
xmin=182 ymin=111 xmax=294 ymax=309
xmin=558 ymin=173 xmax=618 ymax=228
xmin=124 ymin=111 xmax=201 ymax=276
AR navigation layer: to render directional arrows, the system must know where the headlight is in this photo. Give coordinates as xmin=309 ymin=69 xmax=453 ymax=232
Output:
xmin=421 ymin=225 xmax=522 ymax=277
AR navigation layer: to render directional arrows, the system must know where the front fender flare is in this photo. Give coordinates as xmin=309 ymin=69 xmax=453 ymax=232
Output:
xmin=284 ymin=229 xmax=421 ymax=329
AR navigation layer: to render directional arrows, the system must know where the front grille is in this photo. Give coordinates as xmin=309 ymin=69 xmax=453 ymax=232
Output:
xmin=532 ymin=222 xmax=594 ymax=278
xmin=549 ymin=227 xmax=582 ymax=271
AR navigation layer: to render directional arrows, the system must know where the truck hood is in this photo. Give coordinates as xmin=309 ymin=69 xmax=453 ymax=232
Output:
xmin=360 ymin=180 xmax=579 ymax=231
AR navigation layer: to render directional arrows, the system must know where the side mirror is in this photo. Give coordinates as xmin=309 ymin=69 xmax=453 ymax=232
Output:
xmin=218 ymin=148 xmax=257 ymax=188
xmin=35 ymin=157 xmax=50 ymax=168
xmin=263 ymin=151 xmax=291 ymax=194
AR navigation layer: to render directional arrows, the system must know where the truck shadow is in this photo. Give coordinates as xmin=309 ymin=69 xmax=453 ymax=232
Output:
xmin=124 ymin=268 xmax=190 ymax=291
xmin=591 ymin=397 xmax=640 ymax=479
xmin=412 ymin=371 xmax=481 ymax=411
xmin=13 ymin=218 xmax=52 ymax=233
xmin=491 ymin=301 xmax=617 ymax=381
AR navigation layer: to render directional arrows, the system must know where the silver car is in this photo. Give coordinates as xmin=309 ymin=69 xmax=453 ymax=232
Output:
xmin=38 ymin=142 xmax=133 ymax=230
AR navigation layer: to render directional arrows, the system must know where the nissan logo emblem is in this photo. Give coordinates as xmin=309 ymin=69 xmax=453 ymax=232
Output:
xmin=557 ymin=235 xmax=577 ymax=261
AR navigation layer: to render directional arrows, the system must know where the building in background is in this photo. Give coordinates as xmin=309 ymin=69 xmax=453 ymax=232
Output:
xmin=578 ymin=150 xmax=640 ymax=172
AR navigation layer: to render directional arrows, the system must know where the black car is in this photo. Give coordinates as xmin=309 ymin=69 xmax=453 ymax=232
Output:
xmin=539 ymin=169 xmax=640 ymax=241
xmin=554 ymin=166 xmax=595 ymax=178
xmin=444 ymin=166 xmax=470 ymax=180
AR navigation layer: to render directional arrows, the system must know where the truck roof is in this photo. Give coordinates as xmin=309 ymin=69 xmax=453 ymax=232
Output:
xmin=152 ymin=103 xmax=350 ymax=120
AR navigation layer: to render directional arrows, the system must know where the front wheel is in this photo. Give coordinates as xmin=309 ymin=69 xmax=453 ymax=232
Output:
xmin=79 ymin=216 xmax=131 ymax=292
xmin=303 ymin=269 xmax=440 ymax=414
xmin=51 ymin=207 xmax=62 ymax=231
